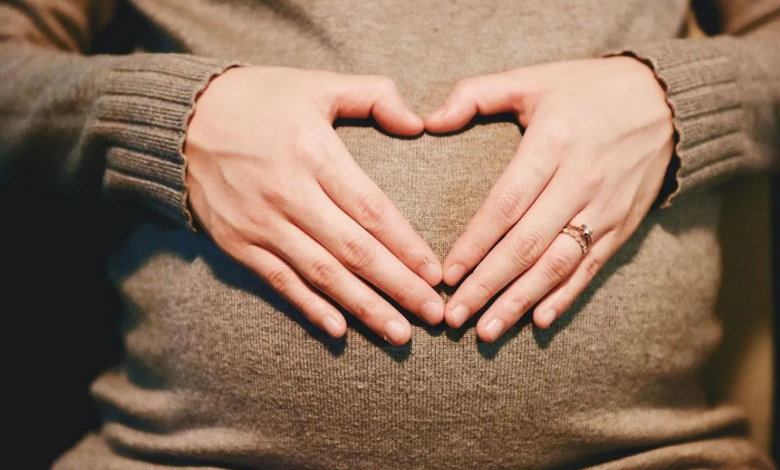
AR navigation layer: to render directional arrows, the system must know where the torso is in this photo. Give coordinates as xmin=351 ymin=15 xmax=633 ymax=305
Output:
xmin=55 ymin=2 xmax=773 ymax=469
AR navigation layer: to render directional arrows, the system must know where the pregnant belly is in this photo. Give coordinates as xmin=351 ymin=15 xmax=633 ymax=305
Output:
xmin=93 ymin=123 xmax=744 ymax=470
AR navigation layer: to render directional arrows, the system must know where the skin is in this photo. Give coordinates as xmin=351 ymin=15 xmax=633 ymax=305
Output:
xmin=184 ymin=66 xmax=444 ymax=346
xmin=185 ymin=57 xmax=674 ymax=346
xmin=426 ymin=57 xmax=675 ymax=342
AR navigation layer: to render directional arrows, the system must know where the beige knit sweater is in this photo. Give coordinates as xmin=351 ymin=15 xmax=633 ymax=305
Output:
xmin=1 ymin=1 xmax=779 ymax=469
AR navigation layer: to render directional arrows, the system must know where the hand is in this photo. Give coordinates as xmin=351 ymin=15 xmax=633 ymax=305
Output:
xmin=425 ymin=57 xmax=674 ymax=341
xmin=185 ymin=66 xmax=444 ymax=345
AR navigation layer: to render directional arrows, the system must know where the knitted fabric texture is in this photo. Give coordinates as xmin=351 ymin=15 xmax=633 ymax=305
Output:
xmin=0 ymin=0 xmax=778 ymax=469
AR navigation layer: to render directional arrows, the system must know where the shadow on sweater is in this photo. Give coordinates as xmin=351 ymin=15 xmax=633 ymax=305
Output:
xmin=456 ymin=196 xmax=697 ymax=359
xmin=113 ymin=195 xmax=682 ymax=364
xmin=108 ymin=117 xmax=713 ymax=364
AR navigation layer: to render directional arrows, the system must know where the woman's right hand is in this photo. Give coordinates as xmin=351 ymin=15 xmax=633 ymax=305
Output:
xmin=184 ymin=66 xmax=443 ymax=345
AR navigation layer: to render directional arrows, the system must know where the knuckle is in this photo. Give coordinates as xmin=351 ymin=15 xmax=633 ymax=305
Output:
xmin=298 ymin=297 xmax=324 ymax=321
xmin=341 ymin=233 xmax=375 ymax=271
xmin=259 ymin=182 xmax=288 ymax=207
xmin=354 ymin=193 xmax=386 ymax=229
xmin=583 ymin=256 xmax=602 ymax=279
xmin=579 ymin=171 xmax=604 ymax=195
xmin=394 ymin=239 xmax=416 ymax=264
xmin=542 ymin=116 xmax=578 ymax=151
xmin=494 ymin=189 xmax=525 ymax=224
xmin=211 ymin=215 xmax=264 ymax=251
xmin=391 ymin=281 xmax=414 ymax=305
xmin=289 ymin=130 xmax=323 ymax=165
xmin=505 ymin=295 xmax=533 ymax=315
xmin=523 ymin=158 xmax=550 ymax=181
xmin=264 ymin=266 xmax=296 ymax=294
xmin=504 ymin=84 xmax=526 ymax=110
xmin=309 ymin=259 xmax=340 ymax=289
xmin=351 ymin=297 xmax=378 ymax=322
xmin=244 ymin=209 xmax=274 ymax=235
xmin=510 ymin=232 xmax=545 ymax=267
xmin=463 ymin=236 xmax=489 ymax=261
xmin=307 ymin=151 xmax=327 ymax=174
xmin=543 ymin=253 xmax=574 ymax=283
xmin=209 ymin=221 xmax=242 ymax=249
xmin=472 ymin=279 xmax=496 ymax=302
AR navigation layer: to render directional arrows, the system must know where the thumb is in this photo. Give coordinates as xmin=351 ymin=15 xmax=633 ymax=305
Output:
xmin=329 ymin=74 xmax=423 ymax=136
xmin=425 ymin=72 xmax=534 ymax=133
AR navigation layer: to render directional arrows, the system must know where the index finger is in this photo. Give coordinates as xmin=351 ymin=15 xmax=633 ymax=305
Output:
xmin=316 ymin=131 xmax=443 ymax=286
xmin=441 ymin=123 xmax=559 ymax=285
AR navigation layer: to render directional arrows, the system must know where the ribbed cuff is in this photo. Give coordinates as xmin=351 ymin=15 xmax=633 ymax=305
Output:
xmin=93 ymin=54 xmax=243 ymax=230
xmin=605 ymin=38 xmax=747 ymax=209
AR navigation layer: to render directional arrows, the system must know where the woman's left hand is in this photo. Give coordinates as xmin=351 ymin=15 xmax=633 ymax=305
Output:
xmin=425 ymin=57 xmax=675 ymax=342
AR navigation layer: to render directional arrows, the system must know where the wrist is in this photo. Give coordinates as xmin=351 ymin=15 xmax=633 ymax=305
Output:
xmin=97 ymin=55 xmax=245 ymax=230
xmin=606 ymin=55 xmax=676 ymax=206
xmin=183 ymin=65 xmax=247 ymax=230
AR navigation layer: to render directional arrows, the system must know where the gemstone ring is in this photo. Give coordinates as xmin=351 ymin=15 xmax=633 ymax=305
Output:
xmin=561 ymin=223 xmax=594 ymax=256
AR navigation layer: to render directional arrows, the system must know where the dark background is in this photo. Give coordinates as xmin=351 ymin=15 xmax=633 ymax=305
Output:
xmin=3 ymin=196 xmax=124 ymax=469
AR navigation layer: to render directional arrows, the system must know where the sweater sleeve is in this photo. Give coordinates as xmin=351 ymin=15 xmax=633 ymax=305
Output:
xmin=0 ymin=1 xmax=242 ymax=229
xmin=606 ymin=0 xmax=780 ymax=209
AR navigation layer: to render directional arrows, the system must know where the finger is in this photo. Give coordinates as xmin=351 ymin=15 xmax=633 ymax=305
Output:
xmin=424 ymin=72 xmax=533 ymax=133
xmin=241 ymin=245 xmax=347 ymax=338
xmin=330 ymin=74 xmax=423 ymax=135
xmin=475 ymin=220 xmax=601 ymax=342
xmin=533 ymin=231 xmax=618 ymax=329
xmin=270 ymin=224 xmax=413 ymax=345
xmin=317 ymin=130 xmax=443 ymax=286
xmin=285 ymin=186 xmax=444 ymax=324
xmin=444 ymin=174 xmax=584 ymax=328
xmin=441 ymin=123 xmax=558 ymax=286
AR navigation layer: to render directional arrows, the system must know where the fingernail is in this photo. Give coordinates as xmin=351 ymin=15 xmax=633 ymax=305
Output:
xmin=485 ymin=318 xmax=506 ymax=341
xmin=444 ymin=263 xmax=467 ymax=285
xmin=420 ymin=258 xmax=442 ymax=285
xmin=421 ymin=300 xmax=445 ymax=324
xmin=384 ymin=319 xmax=409 ymax=345
xmin=323 ymin=316 xmax=343 ymax=337
xmin=448 ymin=303 xmax=470 ymax=327
xmin=538 ymin=308 xmax=557 ymax=328
xmin=405 ymin=108 xmax=420 ymax=122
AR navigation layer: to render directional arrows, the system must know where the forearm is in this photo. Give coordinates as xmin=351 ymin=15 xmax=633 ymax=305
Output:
xmin=0 ymin=3 xmax=240 ymax=228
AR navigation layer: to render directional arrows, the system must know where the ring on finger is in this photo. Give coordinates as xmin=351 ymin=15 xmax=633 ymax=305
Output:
xmin=561 ymin=223 xmax=594 ymax=256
